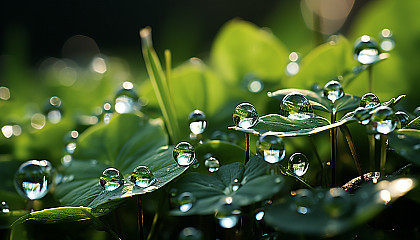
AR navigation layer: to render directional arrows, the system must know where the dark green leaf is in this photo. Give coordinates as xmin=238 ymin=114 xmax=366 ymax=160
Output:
xmin=388 ymin=129 xmax=420 ymax=165
xmin=405 ymin=116 xmax=420 ymax=130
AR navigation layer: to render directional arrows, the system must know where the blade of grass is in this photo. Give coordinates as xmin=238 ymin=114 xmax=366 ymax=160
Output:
xmin=140 ymin=27 xmax=181 ymax=144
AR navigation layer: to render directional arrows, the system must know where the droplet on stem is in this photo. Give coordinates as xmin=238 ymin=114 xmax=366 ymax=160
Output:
xmin=173 ymin=142 xmax=195 ymax=166
xmin=232 ymin=103 xmax=259 ymax=129
xmin=14 ymin=160 xmax=54 ymax=200
xmin=257 ymin=133 xmax=285 ymax=164
xmin=100 ymin=167 xmax=124 ymax=191
xmin=288 ymin=153 xmax=309 ymax=177
xmin=280 ymin=93 xmax=314 ymax=120
xmin=188 ymin=110 xmax=207 ymax=135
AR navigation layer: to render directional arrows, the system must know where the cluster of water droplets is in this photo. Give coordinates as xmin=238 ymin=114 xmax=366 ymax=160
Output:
xmin=257 ymin=133 xmax=285 ymax=164
xmin=354 ymin=35 xmax=380 ymax=65
xmin=188 ymin=110 xmax=207 ymax=136
xmin=280 ymin=92 xmax=314 ymax=120
xmin=114 ymin=81 xmax=141 ymax=114
xmin=323 ymin=80 xmax=344 ymax=104
xmin=14 ymin=160 xmax=54 ymax=200
xmin=232 ymin=103 xmax=259 ymax=129
xmin=99 ymin=165 xmax=157 ymax=191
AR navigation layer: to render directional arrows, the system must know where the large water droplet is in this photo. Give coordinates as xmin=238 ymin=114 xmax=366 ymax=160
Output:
xmin=204 ymin=155 xmax=220 ymax=173
xmin=353 ymin=107 xmax=371 ymax=125
xmin=114 ymin=82 xmax=140 ymax=114
xmin=178 ymin=227 xmax=203 ymax=240
xmin=379 ymin=29 xmax=395 ymax=51
xmin=360 ymin=93 xmax=380 ymax=109
xmin=1 ymin=201 xmax=10 ymax=214
xmin=173 ymin=142 xmax=195 ymax=166
xmin=188 ymin=110 xmax=207 ymax=135
xmin=280 ymin=92 xmax=314 ymax=120
xmin=100 ymin=168 xmax=124 ymax=191
xmin=288 ymin=153 xmax=309 ymax=177
xmin=232 ymin=103 xmax=259 ymax=129
xmin=215 ymin=202 xmax=241 ymax=229
xmin=354 ymin=35 xmax=380 ymax=65
xmin=177 ymin=192 xmax=196 ymax=212
xmin=323 ymin=80 xmax=344 ymax=103
xmin=14 ymin=160 xmax=54 ymax=200
xmin=323 ymin=188 xmax=352 ymax=218
xmin=44 ymin=96 xmax=63 ymax=124
xmin=257 ymin=133 xmax=285 ymax=164
xmin=370 ymin=106 xmax=396 ymax=134
xmin=395 ymin=111 xmax=410 ymax=129
xmin=130 ymin=166 xmax=156 ymax=188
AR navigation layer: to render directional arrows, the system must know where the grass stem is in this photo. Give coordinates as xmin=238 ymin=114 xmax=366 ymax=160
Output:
xmin=245 ymin=133 xmax=250 ymax=164
xmin=380 ymin=134 xmax=388 ymax=176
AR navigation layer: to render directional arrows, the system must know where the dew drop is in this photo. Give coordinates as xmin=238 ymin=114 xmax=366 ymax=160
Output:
xmin=98 ymin=102 xmax=114 ymax=124
xmin=293 ymin=189 xmax=315 ymax=215
xmin=354 ymin=35 xmax=380 ymax=65
xmin=395 ymin=111 xmax=410 ymax=129
xmin=257 ymin=133 xmax=285 ymax=164
xmin=204 ymin=156 xmax=220 ymax=173
xmin=379 ymin=29 xmax=395 ymax=51
xmin=255 ymin=210 xmax=265 ymax=221
xmin=178 ymin=227 xmax=203 ymax=240
xmin=44 ymin=96 xmax=63 ymax=124
xmin=243 ymin=73 xmax=264 ymax=93
xmin=370 ymin=106 xmax=396 ymax=134
xmin=188 ymin=110 xmax=207 ymax=135
xmin=360 ymin=93 xmax=380 ymax=109
xmin=173 ymin=142 xmax=195 ymax=166
xmin=232 ymin=103 xmax=259 ymax=129
xmin=177 ymin=192 xmax=196 ymax=212
xmin=1 ymin=201 xmax=10 ymax=214
xmin=323 ymin=188 xmax=352 ymax=218
xmin=130 ymin=166 xmax=156 ymax=188
xmin=323 ymin=80 xmax=344 ymax=103
xmin=280 ymin=92 xmax=314 ymax=120
xmin=288 ymin=153 xmax=309 ymax=177
xmin=114 ymin=82 xmax=140 ymax=114
xmin=99 ymin=167 xmax=124 ymax=191
xmin=231 ymin=179 xmax=241 ymax=192
xmin=64 ymin=130 xmax=79 ymax=154
xmin=353 ymin=107 xmax=371 ymax=125
xmin=215 ymin=203 xmax=241 ymax=229
xmin=14 ymin=160 xmax=54 ymax=200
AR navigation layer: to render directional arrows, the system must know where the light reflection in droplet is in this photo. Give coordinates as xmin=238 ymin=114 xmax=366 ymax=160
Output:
xmin=0 ymin=86 xmax=11 ymax=100
xmin=123 ymin=81 xmax=134 ymax=90
xmin=255 ymin=211 xmax=265 ymax=221
xmin=225 ymin=196 xmax=233 ymax=204
xmin=91 ymin=57 xmax=107 ymax=74
xmin=379 ymin=190 xmax=391 ymax=204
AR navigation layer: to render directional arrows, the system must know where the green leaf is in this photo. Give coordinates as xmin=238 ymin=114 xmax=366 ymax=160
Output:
xmin=267 ymin=88 xmax=360 ymax=113
xmin=264 ymin=177 xmax=417 ymax=237
xmin=210 ymin=20 xmax=289 ymax=85
xmin=54 ymin=114 xmax=188 ymax=210
xmin=388 ymin=129 xmax=420 ymax=165
xmin=405 ymin=116 xmax=420 ymax=130
xmin=170 ymin=155 xmax=285 ymax=215
xmin=229 ymin=114 xmax=352 ymax=137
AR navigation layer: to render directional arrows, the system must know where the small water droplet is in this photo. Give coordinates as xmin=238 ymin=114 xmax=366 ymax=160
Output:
xmin=257 ymin=133 xmax=285 ymax=164
xmin=215 ymin=203 xmax=241 ymax=229
xmin=280 ymin=92 xmax=314 ymax=120
xmin=44 ymin=96 xmax=63 ymax=124
xmin=100 ymin=168 xmax=124 ymax=191
xmin=98 ymin=102 xmax=113 ymax=124
xmin=379 ymin=29 xmax=395 ymax=51
xmin=177 ymin=192 xmax=196 ymax=212
xmin=243 ymin=73 xmax=264 ymax=93
xmin=255 ymin=210 xmax=265 ymax=221
xmin=114 ymin=83 xmax=140 ymax=114
xmin=354 ymin=35 xmax=380 ymax=65
xmin=14 ymin=160 xmax=54 ymax=200
xmin=293 ymin=189 xmax=315 ymax=215
xmin=323 ymin=80 xmax=344 ymax=103
xmin=178 ymin=227 xmax=203 ymax=240
xmin=231 ymin=179 xmax=241 ymax=192
xmin=370 ymin=106 xmax=396 ymax=134
xmin=353 ymin=107 xmax=371 ymax=125
xmin=1 ymin=201 xmax=10 ymax=214
xmin=395 ymin=111 xmax=410 ymax=129
xmin=204 ymin=156 xmax=220 ymax=172
xmin=233 ymin=103 xmax=259 ymax=129
xmin=323 ymin=188 xmax=352 ymax=218
xmin=288 ymin=153 xmax=309 ymax=177
xmin=130 ymin=166 xmax=156 ymax=188
xmin=173 ymin=142 xmax=195 ymax=166
xmin=188 ymin=110 xmax=207 ymax=135
xmin=360 ymin=93 xmax=380 ymax=109
xmin=64 ymin=130 xmax=79 ymax=154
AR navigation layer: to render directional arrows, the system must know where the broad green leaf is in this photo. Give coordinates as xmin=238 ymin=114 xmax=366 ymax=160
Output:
xmin=268 ymin=88 xmax=360 ymax=113
xmin=388 ymin=129 xmax=420 ymax=165
xmin=264 ymin=177 xmax=417 ymax=237
xmin=405 ymin=116 xmax=420 ymax=130
xmin=54 ymin=114 xmax=188 ymax=210
xmin=170 ymin=155 xmax=285 ymax=215
xmin=211 ymin=20 xmax=289 ymax=85
xmin=229 ymin=114 xmax=352 ymax=137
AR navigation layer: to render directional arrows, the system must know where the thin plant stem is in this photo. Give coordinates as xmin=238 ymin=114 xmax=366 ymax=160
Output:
xmin=368 ymin=65 xmax=373 ymax=92
xmin=330 ymin=111 xmax=337 ymax=186
xmin=245 ymin=133 xmax=250 ymax=164
xmin=380 ymin=134 xmax=388 ymax=176
xmin=138 ymin=195 xmax=144 ymax=240
xmin=164 ymin=50 xmax=173 ymax=100
xmin=146 ymin=212 xmax=159 ymax=240
xmin=368 ymin=134 xmax=376 ymax=171
xmin=340 ymin=125 xmax=363 ymax=176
